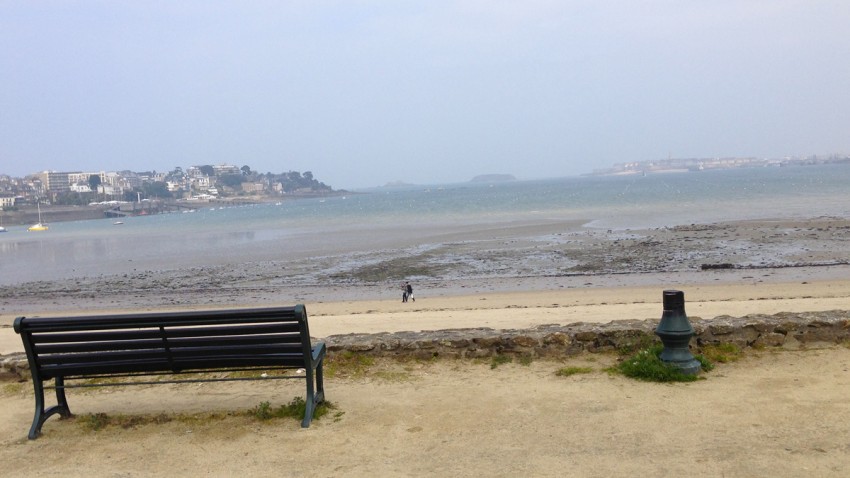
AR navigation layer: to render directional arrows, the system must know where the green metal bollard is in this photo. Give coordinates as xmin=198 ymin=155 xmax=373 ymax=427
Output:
xmin=655 ymin=290 xmax=701 ymax=375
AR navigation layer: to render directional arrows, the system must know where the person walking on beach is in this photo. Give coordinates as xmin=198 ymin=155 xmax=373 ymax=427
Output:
xmin=401 ymin=282 xmax=408 ymax=302
xmin=405 ymin=281 xmax=414 ymax=302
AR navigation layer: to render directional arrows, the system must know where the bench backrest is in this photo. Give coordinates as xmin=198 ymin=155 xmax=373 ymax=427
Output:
xmin=14 ymin=306 xmax=313 ymax=380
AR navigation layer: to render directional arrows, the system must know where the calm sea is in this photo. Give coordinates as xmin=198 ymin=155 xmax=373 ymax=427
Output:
xmin=2 ymin=164 xmax=849 ymax=286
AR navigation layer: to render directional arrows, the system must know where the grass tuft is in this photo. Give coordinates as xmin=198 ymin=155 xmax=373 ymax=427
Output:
xmin=517 ymin=355 xmax=534 ymax=367
xmin=251 ymin=397 xmax=338 ymax=422
xmin=1 ymin=382 xmax=25 ymax=395
xmin=78 ymin=412 xmax=111 ymax=431
xmin=555 ymin=366 xmax=594 ymax=377
xmin=700 ymin=343 xmax=742 ymax=363
xmin=75 ymin=397 xmax=339 ymax=433
xmin=490 ymin=355 xmax=513 ymax=369
xmin=612 ymin=344 xmax=712 ymax=382
xmin=325 ymin=351 xmax=375 ymax=378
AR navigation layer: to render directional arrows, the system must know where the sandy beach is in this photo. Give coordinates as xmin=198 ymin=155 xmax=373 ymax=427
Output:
xmin=2 ymin=216 xmax=850 ymax=476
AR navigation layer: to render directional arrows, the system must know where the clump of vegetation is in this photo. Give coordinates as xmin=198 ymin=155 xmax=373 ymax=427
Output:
xmin=555 ymin=366 xmax=594 ymax=377
xmin=517 ymin=355 xmax=534 ymax=367
xmin=490 ymin=354 xmax=513 ymax=369
xmin=251 ymin=398 xmax=340 ymax=423
xmin=325 ymin=351 xmax=375 ymax=378
xmin=78 ymin=412 xmax=180 ymax=432
xmin=1 ymin=382 xmax=25 ymax=395
xmin=78 ymin=412 xmax=111 ymax=431
xmin=612 ymin=344 xmax=713 ymax=382
xmin=75 ymin=398 xmax=341 ymax=433
xmin=700 ymin=343 xmax=743 ymax=363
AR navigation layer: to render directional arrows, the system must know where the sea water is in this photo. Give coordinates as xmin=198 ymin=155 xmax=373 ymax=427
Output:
xmin=1 ymin=164 xmax=849 ymax=286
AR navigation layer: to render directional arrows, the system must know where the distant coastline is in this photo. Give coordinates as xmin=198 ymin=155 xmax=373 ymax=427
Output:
xmin=470 ymin=174 xmax=516 ymax=182
xmin=591 ymin=155 xmax=850 ymax=176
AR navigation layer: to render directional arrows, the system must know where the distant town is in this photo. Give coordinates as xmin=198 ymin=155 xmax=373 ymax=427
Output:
xmin=0 ymin=164 xmax=338 ymax=212
xmin=590 ymin=153 xmax=850 ymax=176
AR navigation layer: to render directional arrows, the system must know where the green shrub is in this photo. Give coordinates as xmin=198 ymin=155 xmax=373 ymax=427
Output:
xmin=251 ymin=397 xmax=336 ymax=422
xmin=614 ymin=344 xmax=712 ymax=382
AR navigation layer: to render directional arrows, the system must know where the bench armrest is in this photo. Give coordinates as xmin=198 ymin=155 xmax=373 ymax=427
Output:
xmin=311 ymin=341 xmax=326 ymax=367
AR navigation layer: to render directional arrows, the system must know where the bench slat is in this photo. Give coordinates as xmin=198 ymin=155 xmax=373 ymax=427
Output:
xmin=33 ymin=334 xmax=304 ymax=354
xmin=36 ymin=343 xmax=306 ymax=366
xmin=27 ymin=323 xmax=302 ymax=345
xmin=17 ymin=308 xmax=301 ymax=333
xmin=41 ymin=355 xmax=307 ymax=378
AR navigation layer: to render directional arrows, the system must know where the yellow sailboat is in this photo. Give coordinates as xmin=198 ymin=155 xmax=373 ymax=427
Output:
xmin=28 ymin=202 xmax=49 ymax=231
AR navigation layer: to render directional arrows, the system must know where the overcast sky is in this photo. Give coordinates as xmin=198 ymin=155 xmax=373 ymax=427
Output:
xmin=2 ymin=1 xmax=849 ymax=189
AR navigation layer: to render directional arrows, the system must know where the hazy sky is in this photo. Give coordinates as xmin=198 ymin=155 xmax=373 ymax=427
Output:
xmin=2 ymin=1 xmax=849 ymax=189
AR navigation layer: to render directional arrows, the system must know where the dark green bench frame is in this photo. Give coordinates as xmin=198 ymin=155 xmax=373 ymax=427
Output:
xmin=14 ymin=305 xmax=325 ymax=439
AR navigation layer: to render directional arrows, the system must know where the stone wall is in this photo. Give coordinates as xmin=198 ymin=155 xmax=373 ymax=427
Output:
xmin=3 ymin=310 xmax=850 ymax=380
xmin=322 ymin=310 xmax=850 ymax=360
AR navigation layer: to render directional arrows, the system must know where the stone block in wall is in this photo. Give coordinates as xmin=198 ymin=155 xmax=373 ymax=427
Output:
xmin=474 ymin=337 xmax=503 ymax=348
xmin=574 ymin=330 xmax=598 ymax=342
xmin=543 ymin=332 xmax=571 ymax=346
xmin=707 ymin=318 xmax=737 ymax=335
xmin=739 ymin=324 xmax=762 ymax=344
xmin=509 ymin=335 xmax=539 ymax=348
xmin=439 ymin=338 xmax=470 ymax=349
xmin=775 ymin=321 xmax=801 ymax=334
xmin=753 ymin=332 xmax=786 ymax=348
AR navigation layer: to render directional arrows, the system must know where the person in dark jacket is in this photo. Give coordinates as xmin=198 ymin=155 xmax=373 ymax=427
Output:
xmin=405 ymin=282 xmax=414 ymax=302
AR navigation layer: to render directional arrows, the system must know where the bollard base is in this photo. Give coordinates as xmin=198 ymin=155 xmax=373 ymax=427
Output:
xmin=657 ymin=337 xmax=702 ymax=375
xmin=662 ymin=357 xmax=702 ymax=376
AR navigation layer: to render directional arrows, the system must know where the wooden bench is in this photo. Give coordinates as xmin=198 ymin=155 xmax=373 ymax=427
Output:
xmin=14 ymin=305 xmax=325 ymax=439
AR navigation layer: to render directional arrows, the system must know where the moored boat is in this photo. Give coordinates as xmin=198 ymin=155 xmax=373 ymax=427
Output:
xmin=27 ymin=202 xmax=49 ymax=232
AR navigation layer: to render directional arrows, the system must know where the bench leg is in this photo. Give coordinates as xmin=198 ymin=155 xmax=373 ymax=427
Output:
xmin=54 ymin=376 xmax=73 ymax=418
xmin=301 ymin=362 xmax=326 ymax=428
xmin=315 ymin=361 xmax=325 ymax=405
xmin=28 ymin=376 xmax=72 ymax=440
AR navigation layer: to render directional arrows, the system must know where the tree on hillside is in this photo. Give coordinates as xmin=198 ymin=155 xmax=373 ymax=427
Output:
xmin=199 ymin=165 xmax=215 ymax=177
xmin=219 ymin=174 xmax=244 ymax=189
xmin=88 ymin=174 xmax=102 ymax=192
xmin=166 ymin=167 xmax=184 ymax=181
xmin=142 ymin=181 xmax=172 ymax=199
xmin=269 ymin=170 xmax=331 ymax=193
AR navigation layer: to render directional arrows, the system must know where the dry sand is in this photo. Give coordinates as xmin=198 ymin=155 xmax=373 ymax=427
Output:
xmin=2 ymin=216 xmax=850 ymax=476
